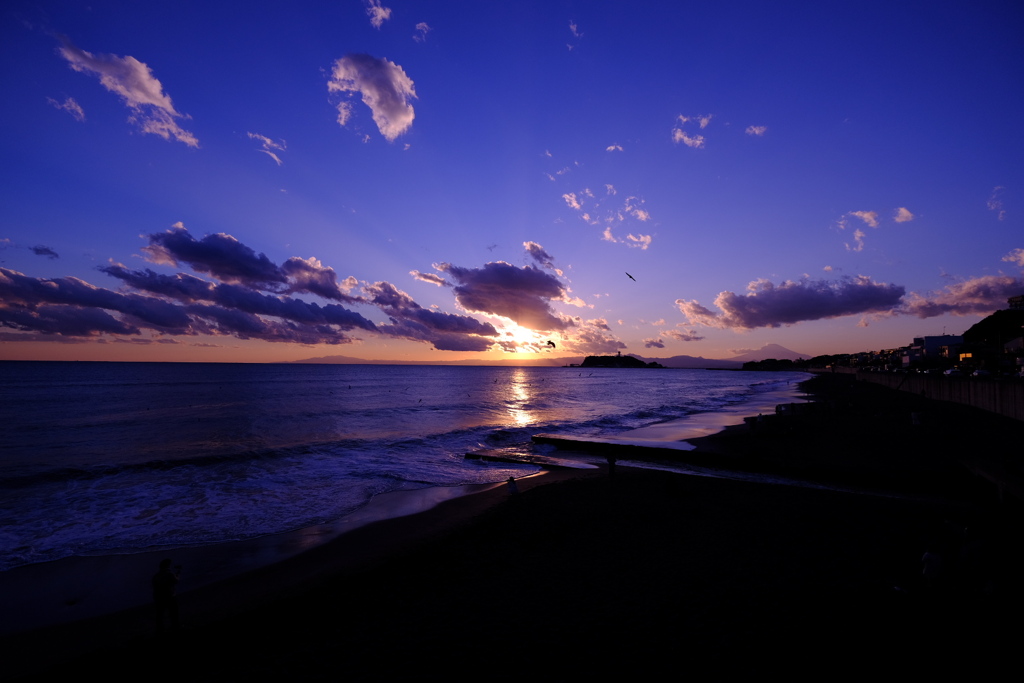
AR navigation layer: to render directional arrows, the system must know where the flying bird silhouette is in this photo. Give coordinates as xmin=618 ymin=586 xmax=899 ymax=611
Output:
xmin=626 ymin=272 xmax=636 ymax=282
xmin=546 ymin=340 xmax=556 ymax=349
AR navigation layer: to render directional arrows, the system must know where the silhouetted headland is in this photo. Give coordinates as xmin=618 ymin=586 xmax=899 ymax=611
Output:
xmin=580 ymin=352 xmax=664 ymax=368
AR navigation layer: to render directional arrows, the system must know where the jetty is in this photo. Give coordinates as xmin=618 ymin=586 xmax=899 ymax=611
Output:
xmin=464 ymin=449 xmax=598 ymax=470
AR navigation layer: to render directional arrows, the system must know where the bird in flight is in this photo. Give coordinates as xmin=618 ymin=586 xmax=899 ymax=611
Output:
xmin=546 ymin=340 xmax=556 ymax=348
xmin=626 ymin=272 xmax=636 ymax=282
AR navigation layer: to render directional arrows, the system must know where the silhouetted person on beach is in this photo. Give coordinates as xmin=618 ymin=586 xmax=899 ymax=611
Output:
xmin=152 ymin=558 xmax=181 ymax=632
xmin=507 ymin=476 xmax=519 ymax=496
xmin=606 ymin=456 xmax=617 ymax=477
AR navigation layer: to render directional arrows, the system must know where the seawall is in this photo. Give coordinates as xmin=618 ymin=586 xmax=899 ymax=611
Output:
xmin=821 ymin=367 xmax=1024 ymax=422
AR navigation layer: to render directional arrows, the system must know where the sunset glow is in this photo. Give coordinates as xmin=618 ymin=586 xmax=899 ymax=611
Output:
xmin=2 ymin=1 xmax=1022 ymax=363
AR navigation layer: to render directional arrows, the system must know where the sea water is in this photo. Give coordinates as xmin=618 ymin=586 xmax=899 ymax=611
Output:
xmin=0 ymin=362 xmax=806 ymax=571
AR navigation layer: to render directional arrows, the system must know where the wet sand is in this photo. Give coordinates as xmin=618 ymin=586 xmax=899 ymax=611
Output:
xmin=0 ymin=479 xmax=515 ymax=636
xmin=3 ymin=373 xmax=1023 ymax=680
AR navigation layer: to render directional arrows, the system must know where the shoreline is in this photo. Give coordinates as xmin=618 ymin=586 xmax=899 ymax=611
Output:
xmin=0 ymin=376 xmax=806 ymax=638
xmin=0 ymin=479 xmax=503 ymax=635
xmin=0 ymin=466 xmax=595 ymax=679
xmin=5 ymin=372 xmax=1023 ymax=677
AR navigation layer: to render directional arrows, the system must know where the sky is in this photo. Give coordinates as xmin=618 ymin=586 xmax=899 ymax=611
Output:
xmin=1 ymin=0 xmax=1022 ymax=363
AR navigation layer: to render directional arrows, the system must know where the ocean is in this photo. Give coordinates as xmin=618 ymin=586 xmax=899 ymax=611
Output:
xmin=0 ymin=361 xmax=807 ymax=572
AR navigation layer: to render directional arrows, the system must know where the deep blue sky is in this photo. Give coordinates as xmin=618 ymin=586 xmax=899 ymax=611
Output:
xmin=2 ymin=1 xmax=1022 ymax=362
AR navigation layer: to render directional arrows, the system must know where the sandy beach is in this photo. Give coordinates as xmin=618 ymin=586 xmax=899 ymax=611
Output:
xmin=3 ymin=372 xmax=1022 ymax=680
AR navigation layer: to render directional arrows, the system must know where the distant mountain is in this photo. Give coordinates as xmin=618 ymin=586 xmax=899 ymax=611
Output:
xmin=292 ymin=355 xmax=385 ymax=364
xmin=628 ymin=354 xmax=742 ymax=369
xmin=723 ymin=344 xmax=809 ymax=363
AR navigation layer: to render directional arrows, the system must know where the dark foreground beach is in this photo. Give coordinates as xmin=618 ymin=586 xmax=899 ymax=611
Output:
xmin=3 ymin=373 xmax=1022 ymax=680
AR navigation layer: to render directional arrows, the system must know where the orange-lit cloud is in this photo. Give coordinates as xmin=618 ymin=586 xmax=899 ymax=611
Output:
xmin=900 ymin=274 xmax=1024 ymax=318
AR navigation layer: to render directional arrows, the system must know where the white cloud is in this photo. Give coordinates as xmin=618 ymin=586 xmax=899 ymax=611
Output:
xmin=672 ymin=114 xmax=713 ymax=148
xmin=1002 ymin=248 xmax=1024 ymax=267
xmin=677 ymin=114 xmax=712 ymax=129
xmin=566 ymin=190 xmax=653 ymax=248
xmin=328 ymin=54 xmax=417 ymax=142
xmin=624 ymin=196 xmax=650 ymax=222
xmin=365 ymin=1 xmax=392 ymax=29
xmin=336 ymin=101 xmax=353 ymax=126
xmin=672 ymin=129 xmax=705 ymax=148
xmin=850 ymin=210 xmax=879 ymax=228
xmin=57 ymin=37 xmax=198 ymax=147
xmin=625 ymin=233 xmax=652 ymax=249
xmin=569 ymin=21 xmax=582 ymax=38
xmin=606 ymin=143 xmax=623 ymax=152
xmin=413 ymin=22 xmax=431 ymax=42
xmin=894 ymin=207 xmax=914 ymax=223
xmin=247 ymin=132 xmax=286 ymax=165
xmin=602 ymin=227 xmax=652 ymax=250
xmin=745 ymin=125 xmax=767 ymax=136
xmin=846 ymin=228 xmax=866 ymax=252
xmin=988 ymin=186 xmax=1006 ymax=220
xmin=47 ymin=96 xmax=85 ymax=121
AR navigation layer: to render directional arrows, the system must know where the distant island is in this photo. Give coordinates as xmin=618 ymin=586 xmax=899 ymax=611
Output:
xmin=579 ymin=353 xmax=664 ymax=369
xmin=291 ymin=343 xmax=809 ymax=368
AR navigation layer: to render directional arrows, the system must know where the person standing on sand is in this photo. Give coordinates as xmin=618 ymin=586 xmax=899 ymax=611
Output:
xmin=507 ymin=476 xmax=519 ymax=496
xmin=152 ymin=558 xmax=181 ymax=632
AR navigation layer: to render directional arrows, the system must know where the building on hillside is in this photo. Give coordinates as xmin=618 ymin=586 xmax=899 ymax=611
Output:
xmin=902 ymin=335 xmax=963 ymax=369
xmin=961 ymin=304 xmax=1024 ymax=373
